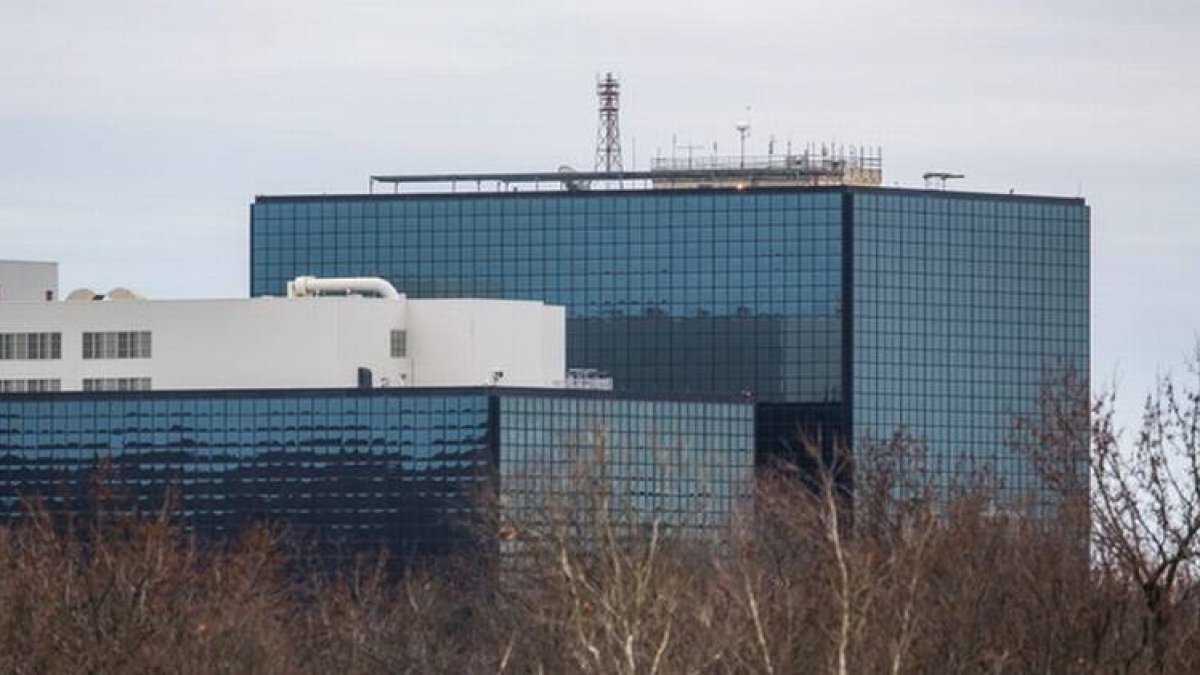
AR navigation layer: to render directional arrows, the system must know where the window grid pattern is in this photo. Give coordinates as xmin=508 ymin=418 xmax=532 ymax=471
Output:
xmin=82 ymin=377 xmax=152 ymax=392
xmin=498 ymin=396 xmax=754 ymax=535
xmin=82 ymin=331 xmax=152 ymax=359
xmin=249 ymin=188 xmax=1090 ymax=501
xmin=0 ymin=379 xmax=61 ymax=393
xmin=251 ymin=192 xmax=844 ymax=403
xmin=390 ymin=330 xmax=407 ymax=358
xmin=852 ymin=194 xmax=1090 ymax=503
xmin=0 ymin=391 xmax=754 ymax=559
xmin=0 ymin=392 xmax=493 ymax=557
xmin=0 ymin=333 xmax=61 ymax=360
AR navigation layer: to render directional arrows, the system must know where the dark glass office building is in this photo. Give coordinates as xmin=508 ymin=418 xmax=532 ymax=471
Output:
xmin=0 ymin=388 xmax=753 ymax=559
xmin=250 ymin=185 xmax=1089 ymax=502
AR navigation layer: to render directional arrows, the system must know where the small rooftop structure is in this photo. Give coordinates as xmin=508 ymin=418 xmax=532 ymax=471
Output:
xmin=0 ymin=260 xmax=58 ymax=302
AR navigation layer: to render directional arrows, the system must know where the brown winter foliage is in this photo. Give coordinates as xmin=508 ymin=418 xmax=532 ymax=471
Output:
xmin=3 ymin=367 xmax=1200 ymax=673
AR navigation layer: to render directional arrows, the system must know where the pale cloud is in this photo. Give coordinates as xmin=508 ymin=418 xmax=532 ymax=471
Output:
xmin=0 ymin=0 xmax=1197 ymax=405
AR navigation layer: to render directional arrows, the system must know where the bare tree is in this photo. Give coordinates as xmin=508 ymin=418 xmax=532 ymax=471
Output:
xmin=1017 ymin=355 xmax=1200 ymax=674
xmin=1092 ymin=359 xmax=1200 ymax=673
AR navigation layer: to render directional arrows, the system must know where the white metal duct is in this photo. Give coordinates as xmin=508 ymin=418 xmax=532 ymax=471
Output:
xmin=287 ymin=276 xmax=401 ymax=300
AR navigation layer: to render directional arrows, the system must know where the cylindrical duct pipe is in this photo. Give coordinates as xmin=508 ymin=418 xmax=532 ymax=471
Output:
xmin=288 ymin=276 xmax=402 ymax=300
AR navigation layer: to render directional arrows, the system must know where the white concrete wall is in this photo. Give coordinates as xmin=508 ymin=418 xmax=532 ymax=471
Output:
xmin=407 ymin=299 xmax=566 ymax=387
xmin=0 ymin=261 xmax=58 ymax=302
xmin=0 ymin=294 xmax=565 ymax=391
xmin=0 ymin=297 xmax=408 ymax=390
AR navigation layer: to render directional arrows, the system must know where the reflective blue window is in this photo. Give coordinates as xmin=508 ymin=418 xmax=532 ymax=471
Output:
xmin=251 ymin=191 xmax=844 ymax=403
xmin=0 ymin=390 xmax=754 ymax=558
xmin=249 ymin=187 xmax=1090 ymax=504
xmin=851 ymin=193 xmax=1089 ymax=501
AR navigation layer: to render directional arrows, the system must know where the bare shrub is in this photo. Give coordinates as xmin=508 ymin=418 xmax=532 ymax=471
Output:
xmin=0 ymin=502 xmax=299 ymax=674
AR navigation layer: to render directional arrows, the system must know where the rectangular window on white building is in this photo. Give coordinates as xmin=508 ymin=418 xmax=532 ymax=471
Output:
xmin=0 ymin=379 xmax=61 ymax=393
xmin=82 ymin=377 xmax=151 ymax=392
xmin=390 ymin=330 xmax=407 ymax=358
xmin=82 ymin=331 xmax=152 ymax=359
xmin=0 ymin=333 xmax=62 ymax=360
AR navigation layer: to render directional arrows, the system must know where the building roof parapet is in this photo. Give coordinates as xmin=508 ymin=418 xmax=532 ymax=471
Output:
xmin=258 ymin=184 xmax=1085 ymax=206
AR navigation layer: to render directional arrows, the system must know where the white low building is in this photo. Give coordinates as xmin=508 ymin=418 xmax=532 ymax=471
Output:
xmin=0 ymin=268 xmax=565 ymax=393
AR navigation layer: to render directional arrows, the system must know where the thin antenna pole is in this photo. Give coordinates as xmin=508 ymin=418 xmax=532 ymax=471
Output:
xmin=736 ymin=105 xmax=751 ymax=169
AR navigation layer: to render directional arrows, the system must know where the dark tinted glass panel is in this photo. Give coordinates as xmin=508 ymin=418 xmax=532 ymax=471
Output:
xmin=0 ymin=390 xmax=756 ymax=561
xmin=251 ymin=191 xmax=843 ymax=403
xmin=498 ymin=395 xmax=754 ymax=535
xmin=0 ymin=391 xmax=492 ymax=560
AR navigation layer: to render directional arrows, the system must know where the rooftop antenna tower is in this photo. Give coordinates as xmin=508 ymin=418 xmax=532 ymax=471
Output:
xmin=594 ymin=72 xmax=623 ymax=172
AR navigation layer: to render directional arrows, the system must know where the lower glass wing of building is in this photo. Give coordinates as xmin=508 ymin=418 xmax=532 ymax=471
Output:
xmin=498 ymin=394 xmax=754 ymax=535
xmin=0 ymin=388 xmax=754 ymax=563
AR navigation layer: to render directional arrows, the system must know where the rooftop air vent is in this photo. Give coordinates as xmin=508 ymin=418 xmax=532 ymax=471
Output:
xmin=65 ymin=288 xmax=101 ymax=302
xmin=107 ymin=287 xmax=144 ymax=301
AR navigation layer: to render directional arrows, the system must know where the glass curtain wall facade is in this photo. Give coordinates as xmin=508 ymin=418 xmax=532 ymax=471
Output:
xmin=499 ymin=394 xmax=753 ymax=533
xmin=250 ymin=186 xmax=1089 ymax=503
xmin=851 ymin=193 xmax=1089 ymax=501
xmin=0 ymin=388 xmax=753 ymax=559
xmin=0 ymin=389 xmax=493 ymax=558
xmin=251 ymin=191 xmax=844 ymax=403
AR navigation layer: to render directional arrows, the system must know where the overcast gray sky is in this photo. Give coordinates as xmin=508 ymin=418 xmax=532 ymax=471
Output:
xmin=2 ymin=0 xmax=1198 ymax=405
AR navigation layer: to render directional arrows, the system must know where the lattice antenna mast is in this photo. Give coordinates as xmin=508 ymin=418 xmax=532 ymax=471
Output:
xmin=594 ymin=72 xmax=623 ymax=172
